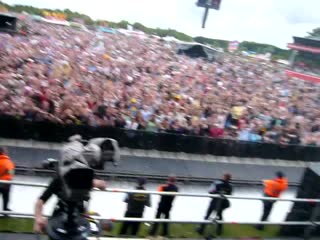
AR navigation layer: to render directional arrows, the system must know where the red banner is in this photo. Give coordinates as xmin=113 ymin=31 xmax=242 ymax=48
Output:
xmin=285 ymin=70 xmax=320 ymax=84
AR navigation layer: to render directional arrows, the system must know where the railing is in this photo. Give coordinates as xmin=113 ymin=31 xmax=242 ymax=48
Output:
xmin=0 ymin=211 xmax=317 ymax=226
xmin=0 ymin=115 xmax=319 ymax=162
xmin=0 ymin=180 xmax=319 ymax=240
xmin=0 ymin=180 xmax=314 ymax=202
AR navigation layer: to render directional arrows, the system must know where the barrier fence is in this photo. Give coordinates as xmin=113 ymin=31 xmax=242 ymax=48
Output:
xmin=0 ymin=211 xmax=317 ymax=226
xmin=0 ymin=180 xmax=317 ymax=203
xmin=0 ymin=115 xmax=319 ymax=162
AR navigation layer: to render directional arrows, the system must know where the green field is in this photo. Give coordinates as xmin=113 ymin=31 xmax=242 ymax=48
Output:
xmin=0 ymin=217 xmax=280 ymax=238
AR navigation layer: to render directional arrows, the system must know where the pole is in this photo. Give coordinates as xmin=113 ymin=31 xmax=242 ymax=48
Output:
xmin=289 ymin=50 xmax=298 ymax=68
xmin=202 ymin=6 xmax=209 ymax=28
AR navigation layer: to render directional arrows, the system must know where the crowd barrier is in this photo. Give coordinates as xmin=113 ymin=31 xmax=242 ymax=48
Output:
xmin=0 ymin=115 xmax=319 ymax=162
xmin=0 ymin=180 xmax=319 ymax=239
xmin=0 ymin=180 xmax=315 ymax=202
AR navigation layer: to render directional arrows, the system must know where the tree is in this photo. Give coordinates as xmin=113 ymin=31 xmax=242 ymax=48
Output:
xmin=238 ymin=41 xmax=289 ymax=58
xmin=1 ymin=1 xmax=292 ymax=55
xmin=118 ymin=20 xmax=129 ymax=29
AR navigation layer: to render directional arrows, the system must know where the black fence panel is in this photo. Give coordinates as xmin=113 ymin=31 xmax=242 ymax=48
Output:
xmin=0 ymin=116 xmax=318 ymax=162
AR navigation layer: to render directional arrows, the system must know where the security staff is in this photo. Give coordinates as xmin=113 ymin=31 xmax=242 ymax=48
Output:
xmin=120 ymin=177 xmax=151 ymax=236
xmin=197 ymin=173 xmax=232 ymax=237
xmin=256 ymin=171 xmax=288 ymax=230
xmin=149 ymin=175 xmax=178 ymax=237
xmin=0 ymin=147 xmax=15 ymax=212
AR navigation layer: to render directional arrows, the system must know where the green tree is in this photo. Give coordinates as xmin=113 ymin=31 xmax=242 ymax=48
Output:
xmin=0 ymin=0 xmax=293 ymax=58
xmin=239 ymin=41 xmax=289 ymax=59
xmin=117 ymin=20 xmax=129 ymax=29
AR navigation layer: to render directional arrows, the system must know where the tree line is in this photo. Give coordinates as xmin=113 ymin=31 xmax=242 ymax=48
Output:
xmin=1 ymin=1 xmax=319 ymax=61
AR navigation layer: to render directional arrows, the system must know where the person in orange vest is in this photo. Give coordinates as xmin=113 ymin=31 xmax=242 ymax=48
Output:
xmin=256 ymin=171 xmax=288 ymax=230
xmin=0 ymin=147 xmax=15 ymax=212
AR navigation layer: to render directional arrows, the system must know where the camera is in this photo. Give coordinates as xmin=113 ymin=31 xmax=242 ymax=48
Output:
xmin=44 ymin=135 xmax=119 ymax=240
xmin=43 ymin=135 xmax=120 ymax=171
xmin=84 ymin=137 xmax=120 ymax=169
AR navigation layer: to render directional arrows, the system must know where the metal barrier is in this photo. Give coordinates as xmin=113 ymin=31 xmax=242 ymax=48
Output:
xmin=0 ymin=115 xmax=319 ymax=161
xmin=0 ymin=181 xmax=320 ymax=226
xmin=0 ymin=180 xmax=318 ymax=202
xmin=0 ymin=180 xmax=319 ymax=239
xmin=0 ymin=211 xmax=317 ymax=226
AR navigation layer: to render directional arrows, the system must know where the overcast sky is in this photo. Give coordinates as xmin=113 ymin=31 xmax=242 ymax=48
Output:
xmin=3 ymin=0 xmax=320 ymax=48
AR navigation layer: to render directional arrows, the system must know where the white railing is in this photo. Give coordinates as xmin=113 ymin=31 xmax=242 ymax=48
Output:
xmin=0 ymin=210 xmax=318 ymax=226
xmin=0 ymin=180 xmax=319 ymax=231
xmin=0 ymin=180 xmax=319 ymax=203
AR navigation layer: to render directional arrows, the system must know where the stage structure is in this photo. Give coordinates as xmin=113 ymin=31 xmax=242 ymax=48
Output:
xmin=286 ymin=36 xmax=320 ymax=83
xmin=0 ymin=13 xmax=17 ymax=33
xmin=177 ymin=41 xmax=222 ymax=61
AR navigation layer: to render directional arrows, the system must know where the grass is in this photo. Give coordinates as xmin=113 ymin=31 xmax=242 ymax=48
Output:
xmin=0 ymin=217 xmax=280 ymax=238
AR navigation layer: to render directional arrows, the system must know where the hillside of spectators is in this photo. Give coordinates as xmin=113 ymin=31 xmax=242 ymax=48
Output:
xmin=1 ymin=20 xmax=320 ymax=146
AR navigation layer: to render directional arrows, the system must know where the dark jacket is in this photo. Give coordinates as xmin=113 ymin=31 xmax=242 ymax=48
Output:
xmin=209 ymin=180 xmax=233 ymax=210
xmin=124 ymin=186 xmax=151 ymax=215
xmin=158 ymin=183 xmax=179 ymax=212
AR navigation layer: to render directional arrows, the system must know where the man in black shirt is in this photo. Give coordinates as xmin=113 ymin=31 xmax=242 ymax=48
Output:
xmin=34 ymin=176 xmax=106 ymax=233
xmin=197 ymin=173 xmax=233 ymax=237
xmin=120 ymin=177 xmax=151 ymax=236
xmin=149 ymin=175 xmax=178 ymax=237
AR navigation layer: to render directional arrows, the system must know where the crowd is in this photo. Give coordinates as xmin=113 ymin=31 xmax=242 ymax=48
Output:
xmin=1 ymin=20 xmax=320 ymax=146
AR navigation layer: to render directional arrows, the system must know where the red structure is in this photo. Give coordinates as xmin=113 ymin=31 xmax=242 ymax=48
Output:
xmin=287 ymin=37 xmax=320 ymax=83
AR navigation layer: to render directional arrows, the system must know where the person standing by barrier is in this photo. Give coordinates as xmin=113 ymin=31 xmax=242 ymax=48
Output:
xmin=149 ymin=175 xmax=179 ymax=238
xmin=0 ymin=147 xmax=15 ymax=213
xmin=256 ymin=171 xmax=288 ymax=230
xmin=120 ymin=177 xmax=151 ymax=236
xmin=197 ymin=173 xmax=232 ymax=237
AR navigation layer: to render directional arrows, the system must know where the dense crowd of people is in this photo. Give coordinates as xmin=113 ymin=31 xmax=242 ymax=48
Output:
xmin=1 ymin=19 xmax=320 ymax=146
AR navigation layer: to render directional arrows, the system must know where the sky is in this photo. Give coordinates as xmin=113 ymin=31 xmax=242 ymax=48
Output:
xmin=3 ymin=0 xmax=320 ymax=48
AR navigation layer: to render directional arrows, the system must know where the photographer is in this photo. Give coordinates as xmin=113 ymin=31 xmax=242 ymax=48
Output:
xmin=33 ymin=135 xmax=116 ymax=240
xmin=34 ymin=177 xmax=106 ymax=233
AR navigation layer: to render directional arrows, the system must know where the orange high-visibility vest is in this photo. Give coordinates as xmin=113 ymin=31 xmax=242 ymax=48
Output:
xmin=0 ymin=154 xmax=15 ymax=181
xmin=158 ymin=184 xmax=167 ymax=192
xmin=264 ymin=178 xmax=288 ymax=197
